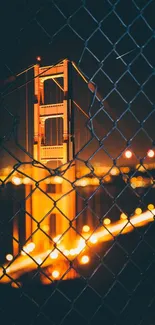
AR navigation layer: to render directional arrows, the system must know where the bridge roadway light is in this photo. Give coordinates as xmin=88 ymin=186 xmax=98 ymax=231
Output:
xmin=148 ymin=204 xmax=154 ymax=211
xmin=103 ymin=218 xmax=111 ymax=225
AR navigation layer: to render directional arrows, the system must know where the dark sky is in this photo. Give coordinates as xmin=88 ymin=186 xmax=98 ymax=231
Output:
xmin=0 ymin=0 xmax=155 ymax=170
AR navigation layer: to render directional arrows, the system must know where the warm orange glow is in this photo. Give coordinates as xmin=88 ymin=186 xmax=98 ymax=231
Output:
xmin=148 ymin=204 xmax=154 ymax=211
xmin=50 ymin=250 xmax=58 ymax=259
xmin=80 ymin=255 xmax=89 ymax=264
xmin=120 ymin=213 xmax=128 ymax=220
xmin=135 ymin=208 xmax=142 ymax=215
xmin=125 ymin=150 xmax=132 ymax=159
xmin=82 ymin=225 xmax=90 ymax=233
xmin=12 ymin=176 xmax=22 ymax=185
xmin=52 ymin=270 xmax=60 ymax=279
xmin=6 ymin=254 xmax=13 ymax=261
xmin=147 ymin=149 xmax=154 ymax=158
xmin=103 ymin=218 xmax=111 ymax=225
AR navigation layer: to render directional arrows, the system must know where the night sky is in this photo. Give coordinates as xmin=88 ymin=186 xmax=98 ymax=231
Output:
xmin=0 ymin=0 xmax=155 ymax=170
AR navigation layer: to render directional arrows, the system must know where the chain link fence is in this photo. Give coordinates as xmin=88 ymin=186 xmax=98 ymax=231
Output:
xmin=0 ymin=0 xmax=155 ymax=324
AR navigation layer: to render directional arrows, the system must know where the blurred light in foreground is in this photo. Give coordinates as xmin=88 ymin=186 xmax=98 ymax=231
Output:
xmin=50 ymin=250 xmax=58 ymax=259
xmin=148 ymin=204 xmax=154 ymax=211
xmin=135 ymin=208 xmax=142 ymax=215
xmin=103 ymin=218 xmax=111 ymax=225
xmin=89 ymin=235 xmax=97 ymax=244
xmin=6 ymin=254 xmax=13 ymax=261
xmin=147 ymin=149 xmax=154 ymax=158
xmin=125 ymin=150 xmax=132 ymax=159
xmin=12 ymin=176 xmax=22 ymax=186
xmin=120 ymin=213 xmax=128 ymax=220
xmin=80 ymin=255 xmax=90 ymax=264
xmin=52 ymin=270 xmax=60 ymax=279
xmin=82 ymin=225 xmax=90 ymax=233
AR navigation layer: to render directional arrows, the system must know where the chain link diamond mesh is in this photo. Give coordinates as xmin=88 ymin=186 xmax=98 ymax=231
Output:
xmin=0 ymin=0 xmax=155 ymax=324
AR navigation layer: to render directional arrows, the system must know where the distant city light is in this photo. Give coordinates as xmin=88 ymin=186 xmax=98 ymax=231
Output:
xmin=147 ymin=149 xmax=155 ymax=158
xmin=148 ymin=204 xmax=154 ymax=211
xmin=135 ymin=208 xmax=142 ymax=215
xmin=82 ymin=225 xmax=90 ymax=233
xmin=52 ymin=270 xmax=60 ymax=279
xmin=125 ymin=150 xmax=132 ymax=159
xmin=6 ymin=254 xmax=13 ymax=262
xmin=103 ymin=218 xmax=111 ymax=225
xmin=80 ymin=255 xmax=90 ymax=264
xmin=12 ymin=176 xmax=22 ymax=186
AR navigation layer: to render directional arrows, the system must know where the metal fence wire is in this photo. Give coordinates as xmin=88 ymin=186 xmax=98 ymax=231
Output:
xmin=0 ymin=0 xmax=155 ymax=324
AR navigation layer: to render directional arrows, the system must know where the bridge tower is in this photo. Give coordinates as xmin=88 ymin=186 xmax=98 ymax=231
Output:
xmin=24 ymin=59 xmax=76 ymax=253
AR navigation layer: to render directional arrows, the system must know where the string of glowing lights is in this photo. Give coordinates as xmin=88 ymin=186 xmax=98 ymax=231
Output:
xmin=1 ymin=207 xmax=154 ymax=284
